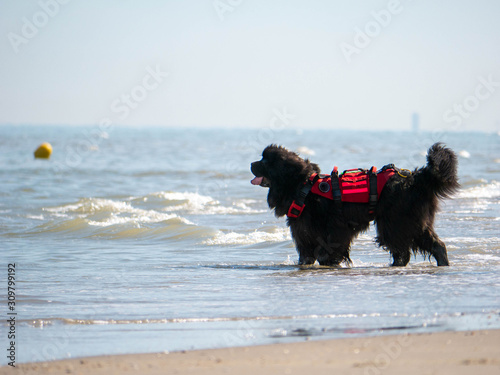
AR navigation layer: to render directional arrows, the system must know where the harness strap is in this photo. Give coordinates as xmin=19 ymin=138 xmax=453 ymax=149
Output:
xmin=330 ymin=166 xmax=342 ymax=213
xmin=287 ymin=174 xmax=319 ymax=218
xmin=368 ymin=166 xmax=378 ymax=215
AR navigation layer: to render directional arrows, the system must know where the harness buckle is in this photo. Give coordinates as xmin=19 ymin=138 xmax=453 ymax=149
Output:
xmin=287 ymin=201 xmax=305 ymax=218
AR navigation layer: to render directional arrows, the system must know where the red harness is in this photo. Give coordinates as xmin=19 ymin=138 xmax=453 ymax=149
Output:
xmin=287 ymin=166 xmax=396 ymax=218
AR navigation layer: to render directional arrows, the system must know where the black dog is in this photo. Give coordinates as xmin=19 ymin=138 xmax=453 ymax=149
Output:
xmin=251 ymin=143 xmax=459 ymax=267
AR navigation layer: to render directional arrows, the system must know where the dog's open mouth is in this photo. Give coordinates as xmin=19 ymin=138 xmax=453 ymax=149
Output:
xmin=251 ymin=176 xmax=271 ymax=187
xmin=251 ymin=177 xmax=263 ymax=185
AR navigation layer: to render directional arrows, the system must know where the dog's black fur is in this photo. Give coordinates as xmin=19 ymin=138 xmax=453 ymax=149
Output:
xmin=251 ymin=143 xmax=459 ymax=267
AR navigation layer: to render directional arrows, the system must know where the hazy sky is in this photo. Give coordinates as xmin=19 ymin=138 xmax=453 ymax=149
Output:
xmin=1 ymin=0 xmax=499 ymax=131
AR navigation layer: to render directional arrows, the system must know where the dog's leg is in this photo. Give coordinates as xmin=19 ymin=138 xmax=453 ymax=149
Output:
xmin=391 ymin=250 xmax=411 ymax=267
xmin=414 ymin=229 xmax=449 ymax=266
xmin=431 ymin=239 xmax=449 ymax=266
xmin=376 ymin=217 xmax=413 ymax=266
xmin=298 ymin=253 xmax=316 ymax=265
xmin=314 ymin=234 xmax=352 ymax=266
xmin=376 ymin=224 xmax=411 ymax=266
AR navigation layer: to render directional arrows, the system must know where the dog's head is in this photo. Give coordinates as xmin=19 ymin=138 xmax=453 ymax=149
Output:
xmin=250 ymin=160 xmax=271 ymax=188
xmin=250 ymin=145 xmax=320 ymax=216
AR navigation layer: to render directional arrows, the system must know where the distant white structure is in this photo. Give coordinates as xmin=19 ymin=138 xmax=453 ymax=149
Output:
xmin=411 ymin=112 xmax=420 ymax=132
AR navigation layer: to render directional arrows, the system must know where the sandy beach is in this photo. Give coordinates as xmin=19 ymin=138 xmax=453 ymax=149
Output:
xmin=4 ymin=329 xmax=499 ymax=375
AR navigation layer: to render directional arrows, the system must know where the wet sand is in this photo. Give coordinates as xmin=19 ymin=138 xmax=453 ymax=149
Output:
xmin=4 ymin=329 xmax=500 ymax=375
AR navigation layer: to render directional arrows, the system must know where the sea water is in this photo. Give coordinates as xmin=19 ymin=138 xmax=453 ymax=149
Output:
xmin=1 ymin=125 xmax=499 ymax=364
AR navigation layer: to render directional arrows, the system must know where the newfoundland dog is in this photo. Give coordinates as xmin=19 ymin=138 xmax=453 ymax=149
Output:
xmin=251 ymin=143 xmax=459 ymax=267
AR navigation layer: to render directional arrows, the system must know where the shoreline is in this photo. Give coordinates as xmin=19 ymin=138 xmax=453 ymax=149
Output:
xmin=3 ymin=329 xmax=499 ymax=375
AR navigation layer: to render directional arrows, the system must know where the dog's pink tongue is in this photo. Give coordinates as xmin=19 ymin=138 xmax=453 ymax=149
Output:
xmin=251 ymin=177 xmax=263 ymax=185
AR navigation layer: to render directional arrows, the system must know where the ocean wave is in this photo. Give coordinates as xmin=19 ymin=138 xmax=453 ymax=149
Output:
xmin=444 ymin=237 xmax=500 ymax=245
xmin=18 ymin=312 xmax=428 ymax=327
xmin=29 ymin=214 xmax=208 ymax=241
xmin=32 ymin=191 xmax=266 ymax=241
xmin=297 ymin=146 xmax=316 ymax=156
xmin=45 ymin=192 xmax=263 ymax=219
xmin=32 ymin=194 xmax=216 ymax=240
xmin=131 ymin=191 xmax=264 ymax=215
xmin=20 ymin=309 xmax=500 ymax=328
xmin=45 ymin=198 xmax=137 ymax=216
xmin=462 ymin=253 xmax=500 ymax=262
xmin=203 ymin=227 xmax=292 ymax=246
xmin=444 ymin=237 xmax=500 ymax=253
xmin=458 ymin=181 xmax=500 ymax=199
xmin=458 ymin=150 xmax=471 ymax=158
xmin=44 ymin=197 xmax=194 ymax=227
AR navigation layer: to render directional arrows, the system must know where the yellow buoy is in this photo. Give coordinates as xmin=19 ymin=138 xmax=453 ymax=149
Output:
xmin=34 ymin=142 xmax=53 ymax=159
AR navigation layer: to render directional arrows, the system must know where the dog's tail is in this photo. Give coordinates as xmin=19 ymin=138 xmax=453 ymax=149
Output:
xmin=420 ymin=143 xmax=460 ymax=199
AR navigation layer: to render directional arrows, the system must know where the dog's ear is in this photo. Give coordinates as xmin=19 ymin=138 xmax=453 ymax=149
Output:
xmin=262 ymin=144 xmax=284 ymax=163
xmin=304 ymin=159 xmax=321 ymax=174
xmin=309 ymin=162 xmax=321 ymax=174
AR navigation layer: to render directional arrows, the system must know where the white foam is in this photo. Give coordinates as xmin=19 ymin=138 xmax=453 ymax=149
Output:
xmin=45 ymin=198 xmax=132 ymax=215
xmin=45 ymin=197 xmax=194 ymax=227
xmin=203 ymin=227 xmax=291 ymax=246
xmin=444 ymin=236 xmax=500 ymax=244
xmin=26 ymin=214 xmax=44 ymax=220
xmin=42 ymin=190 xmax=267 ymax=235
xmin=153 ymin=191 xmax=264 ymax=215
xmin=156 ymin=191 xmax=216 ymax=208
xmin=462 ymin=253 xmax=500 ymax=264
xmin=297 ymin=146 xmax=316 ymax=156
xmin=281 ymin=254 xmax=296 ymax=266
xmin=458 ymin=181 xmax=500 ymax=199
xmin=458 ymin=150 xmax=471 ymax=158
xmin=87 ymin=212 xmax=186 ymax=227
